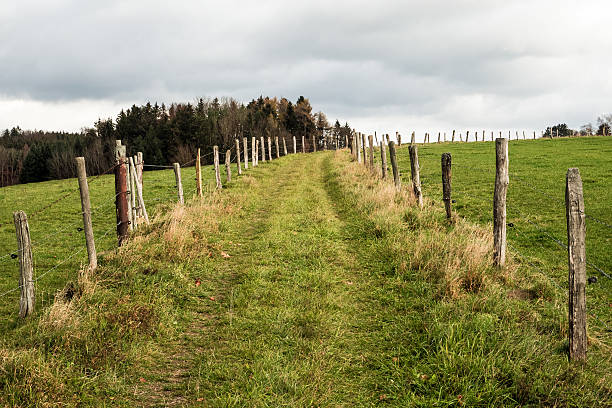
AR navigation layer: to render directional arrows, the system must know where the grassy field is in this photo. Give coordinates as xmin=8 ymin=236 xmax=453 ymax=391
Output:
xmin=0 ymin=160 xmax=223 ymax=332
xmin=0 ymin=140 xmax=610 ymax=406
xmin=386 ymin=136 xmax=611 ymax=340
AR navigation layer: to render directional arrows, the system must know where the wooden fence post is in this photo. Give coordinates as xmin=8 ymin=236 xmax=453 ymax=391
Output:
xmin=380 ymin=141 xmax=387 ymax=179
xmin=388 ymin=141 xmax=401 ymax=190
xmin=409 ymin=145 xmax=423 ymax=208
xmin=438 ymin=132 xmax=441 ymax=143
xmin=128 ymin=157 xmax=149 ymax=225
xmin=226 ymin=150 xmax=232 ymax=182
xmin=292 ymin=136 xmax=296 ymax=154
xmin=137 ymin=152 xmax=143 ymax=186
xmin=252 ymin=137 xmax=256 ymax=167
xmin=130 ymin=158 xmax=138 ymax=229
xmin=14 ymin=211 xmax=34 ymax=318
xmin=444 ymin=132 xmax=447 ymax=142
xmin=368 ymin=134 xmax=374 ymax=169
xmin=235 ymin=140 xmax=242 ymax=175
xmin=173 ymin=163 xmax=184 ymax=204
xmin=275 ymin=136 xmax=280 ymax=158
xmin=255 ymin=140 xmax=259 ymax=165
xmin=466 ymin=130 xmax=470 ymax=142
xmin=441 ymin=153 xmax=452 ymax=219
xmin=125 ymin=160 xmax=133 ymax=230
xmin=75 ymin=157 xmax=97 ymax=269
xmin=282 ymin=137 xmax=287 ymax=156
xmin=214 ymin=146 xmax=222 ymax=189
xmin=452 ymin=130 xmax=456 ymax=142
xmin=361 ymin=133 xmax=367 ymax=166
xmin=493 ymin=138 xmax=509 ymax=267
xmin=566 ymin=168 xmax=587 ymax=362
xmin=302 ymin=136 xmax=306 ymax=153
xmin=243 ymin=137 xmax=249 ymax=170
xmin=114 ymin=142 xmax=129 ymax=246
xmin=411 ymin=131 xmax=415 ymax=145
xmin=357 ymin=133 xmax=362 ymax=163
xmin=267 ymin=137 xmax=272 ymax=160
xmin=196 ymin=148 xmax=203 ymax=196
xmin=260 ymin=136 xmax=266 ymax=162
xmin=312 ymin=134 xmax=317 ymax=152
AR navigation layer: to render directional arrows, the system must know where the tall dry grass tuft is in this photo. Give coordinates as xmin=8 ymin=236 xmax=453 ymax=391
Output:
xmin=336 ymin=151 xmax=516 ymax=299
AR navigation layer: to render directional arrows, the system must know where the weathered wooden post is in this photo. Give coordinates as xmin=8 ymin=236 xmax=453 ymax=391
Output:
xmin=493 ymin=138 xmax=509 ymax=267
xmin=129 ymin=157 xmax=149 ymax=225
xmin=260 ymin=136 xmax=266 ymax=162
xmin=441 ymin=153 xmax=452 ymax=218
xmin=482 ymin=130 xmax=485 ymax=142
xmin=173 ymin=163 xmax=184 ymax=204
xmin=235 ymin=140 xmax=242 ymax=175
xmin=492 ymin=131 xmax=494 ymax=141
xmin=452 ymin=130 xmax=456 ymax=142
xmin=130 ymin=159 xmax=138 ymax=229
xmin=243 ymin=137 xmax=249 ymax=170
xmin=368 ymin=134 xmax=374 ymax=169
xmin=137 ymin=151 xmax=143 ymax=186
xmin=566 ymin=168 xmax=587 ymax=362
xmin=388 ymin=141 xmax=401 ymax=190
xmin=361 ymin=133 xmax=367 ymax=166
xmin=75 ymin=157 xmax=97 ymax=269
xmin=282 ymin=137 xmax=287 ymax=156
xmin=125 ymin=160 xmax=133 ymax=230
xmin=357 ymin=133 xmax=362 ymax=163
xmin=533 ymin=131 xmax=536 ymax=140
xmin=345 ymin=134 xmax=349 ymax=148
xmin=267 ymin=136 xmax=272 ymax=160
xmin=14 ymin=211 xmax=34 ymax=318
xmin=114 ymin=142 xmax=129 ymax=246
xmin=196 ymin=148 xmax=203 ymax=196
xmin=214 ymin=146 xmax=222 ymax=189
xmin=409 ymin=145 xmax=423 ymax=208
xmin=438 ymin=132 xmax=441 ymax=143
xmin=411 ymin=131 xmax=415 ymax=145
xmin=225 ymin=150 xmax=232 ymax=182
xmin=255 ymin=140 xmax=259 ymax=165
xmin=312 ymin=134 xmax=317 ymax=152
xmin=252 ymin=137 xmax=256 ymax=167
xmin=397 ymin=131 xmax=402 ymax=146
xmin=466 ymin=130 xmax=470 ymax=142
xmin=293 ymin=136 xmax=297 ymax=154
xmin=302 ymin=136 xmax=306 ymax=153
xmin=380 ymin=141 xmax=387 ymax=179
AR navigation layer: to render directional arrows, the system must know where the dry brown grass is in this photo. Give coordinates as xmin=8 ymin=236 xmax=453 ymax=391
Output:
xmin=336 ymin=150 xmax=517 ymax=299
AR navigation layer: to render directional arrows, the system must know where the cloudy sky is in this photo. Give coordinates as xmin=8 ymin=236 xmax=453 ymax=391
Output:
xmin=1 ymin=0 xmax=611 ymax=139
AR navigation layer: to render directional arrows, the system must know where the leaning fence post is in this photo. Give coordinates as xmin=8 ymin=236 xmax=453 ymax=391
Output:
xmin=441 ymin=153 xmax=452 ymax=219
xmin=14 ymin=210 xmax=34 ymax=318
xmin=388 ymin=141 xmax=401 ymax=190
xmin=408 ymin=145 xmax=423 ymax=208
xmin=173 ymin=163 xmax=184 ymax=204
xmin=380 ymin=141 xmax=387 ymax=179
xmin=214 ymin=146 xmax=222 ymax=189
xmin=566 ymin=168 xmax=587 ymax=362
xmin=137 ymin=151 xmax=143 ymax=186
xmin=75 ymin=157 xmax=97 ymax=269
xmin=196 ymin=148 xmax=203 ymax=196
xmin=125 ymin=160 xmax=133 ymax=231
xmin=283 ymin=137 xmax=287 ymax=156
xmin=235 ymin=140 xmax=242 ymax=175
xmin=129 ymin=157 xmax=149 ymax=225
xmin=493 ymin=138 xmax=509 ymax=267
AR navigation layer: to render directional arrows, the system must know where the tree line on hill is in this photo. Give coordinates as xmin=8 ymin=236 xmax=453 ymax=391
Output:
xmin=545 ymin=115 xmax=611 ymax=138
xmin=0 ymin=96 xmax=352 ymax=187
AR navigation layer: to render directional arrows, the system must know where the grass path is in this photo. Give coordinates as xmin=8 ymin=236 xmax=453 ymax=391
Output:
xmin=136 ymin=152 xmax=389 ymax=406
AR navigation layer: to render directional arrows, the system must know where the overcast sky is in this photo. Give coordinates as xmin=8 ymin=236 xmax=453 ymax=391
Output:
xmin=1 ymin=0 xmax=611 ymax=139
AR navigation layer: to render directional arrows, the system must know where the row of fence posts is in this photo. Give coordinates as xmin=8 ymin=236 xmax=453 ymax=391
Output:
xmin=12 ymin=133 xmax=319 ymax=318
xmin=349 ymin=131 xmax=588 ymax=362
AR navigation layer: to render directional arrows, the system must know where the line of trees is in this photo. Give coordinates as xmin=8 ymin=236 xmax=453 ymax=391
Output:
xmin=0 ymin=96 xmax=352 ymax=187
